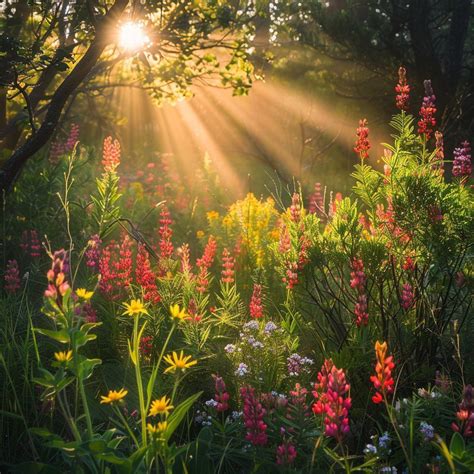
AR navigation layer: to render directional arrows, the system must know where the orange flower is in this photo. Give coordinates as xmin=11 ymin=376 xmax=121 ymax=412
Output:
xmin=370 ymin=341 xmax=395 ymax=404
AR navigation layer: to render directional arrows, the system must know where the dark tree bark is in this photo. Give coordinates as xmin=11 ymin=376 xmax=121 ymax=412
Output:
xmin=0 ymin=0 xmax=129 ymax=194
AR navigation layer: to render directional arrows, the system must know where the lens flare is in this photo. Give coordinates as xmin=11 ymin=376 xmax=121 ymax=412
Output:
xmin=118 ymin=22 xmax=149 ymax=52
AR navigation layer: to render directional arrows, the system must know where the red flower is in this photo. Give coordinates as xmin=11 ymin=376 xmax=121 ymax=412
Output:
xmin=241 ymin=386 xmax=268 ymax=446
xmin=249 ymin=283 xmax=264 ymax=319
xmin=395 ymin=66 xmax=410 ymax=111
xmin=451 ymin=385 xmax=474 ymax=438
xmin=158 ymin=206 xmax=174 ymax=261
xmin=312 ymin=359 xmax=352 ymax=441
xmin=4 ymin=260 xmax=20 ymax=293
xmin=418 ymin=80 xmax=437 ymax=140
xmin=370 ymin=341 xmax=395 ymax=404
xmin=221 ymin=248 xmax=235 ymax=284
xmin=354 ymin=119 xmax=370 ymax=160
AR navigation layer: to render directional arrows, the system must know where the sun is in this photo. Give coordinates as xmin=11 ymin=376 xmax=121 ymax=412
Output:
xmin=118 ymin=21 xmax=150 ymax=52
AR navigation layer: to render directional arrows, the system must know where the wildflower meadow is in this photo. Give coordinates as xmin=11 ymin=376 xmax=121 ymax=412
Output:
xmin=1 ymin=2 xmax=474 ymax=473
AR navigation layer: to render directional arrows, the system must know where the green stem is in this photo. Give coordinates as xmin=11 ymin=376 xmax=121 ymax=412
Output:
xmin=133 ymin=316 xmax=147 ymax=447
xmin=114 ymin=405 xmax=139 ymax=447
xmin=146 ymin=324 xmax=175 ymax=411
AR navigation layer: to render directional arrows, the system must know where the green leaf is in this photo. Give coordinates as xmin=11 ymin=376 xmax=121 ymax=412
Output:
xmin=165 ymin=392 xmax=202 ymax=442
xmin=450 ymin=432 xmax=465 ymax=456
xmin=35 ymin=328 xmax=70 ymax=344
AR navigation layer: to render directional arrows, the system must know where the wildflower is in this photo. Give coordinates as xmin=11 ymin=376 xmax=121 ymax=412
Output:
xmin=196 ymin=236 xmax=217 ymax=293
xmin=249 ymin=284 xmax=264 ymax=319
xmin=136 ymin=244 xmax=160 ymax=304
xmin=370 ymin=341 xmax=395 ymax=404
xmin=65 ymin=123 xmax=80 ymax=151
xmin=400 ymin=283 xmax=414 ymax=310
xmin=44 ymin=250 xmax=70 ymax=305
xmin=163 ymin=351 xmax=197 ymax=373
xmin=140 ymin=335 xmax=153 ymax=357
xmin=283 ymin=261 xmax=299 ymax=290
xmin=147 ymin=421 xmax=167 ymax=435
xmin=452 ymin=140 xmax=471 ymax=181
xmin=354 ymin=119 xmax=370 ymax=160
xmin=85 ymin=234 xmax=101 ymax=269
xmin=312 ymin=359 xmax=352 ymax=441
xmin=158 ymin=206 xmax=174 ymax=261
xmin=279 ymin=224 xmax=291 ymax=254
xmin=452 ymin=384 xmax=474 ymax=437
xmin=76 ymin=288 xmax=93 ymax=300
xmin=83 ymin=303 xmax=98 ymax=323
xmin=100 ymin=388 xmax=128 ymax=404
xmin=287 ymin=353 xmax=314 ymax=376
xmin=149 ymin=396 xmax=174 ymax=417
xmin=213 ymin=375 xmax=230 ymax=412
xmin=54 ymin=350 xmax=73 ymax=363
xmin=224 ymin=344 xmax=235 ymax=353
xmin=235 ymin=363 xmax=249 ymax=377
xmin=395 ymin=66 xmax=410 ymax=111
xmin=350 ymin=258 xmax=369 ymax=327
xmin=102 ymin=136 xmax=121 ymax=172
xmin=169 ymin=304 xmax=187 ymax=321
xmin=221 ymin=248 xmax=235 ymax=284
xmin=350 ymin=258 xmax=366 ymax=291
xmin=289 ymin=193 xmax=301 ymax=222
xmin=432 ymin=131 xmax=445 ymax=173
xmin=20 ymin=230 xmax=41 ymax=258
xmin=420 ymin=421 xmax=435 ymax=441
xmin=241 ymin=386 xmax=268 ymax=446
xmin=123 ymin=299 xmax=149 ymax=317
xmin=264 ymin=321 xmax=278 ymax=334
xmin=4 ymin=260 xmax=20 ymax=293
xmin=418 ymin=80 xmax=436 ymax=139
xmin=276 ymin=441 xmax=297 ymax=466
xmin=308 ymin=182 xmax=324 ymax=218
xmin=364 ymin=443 xmax=377 ymax=455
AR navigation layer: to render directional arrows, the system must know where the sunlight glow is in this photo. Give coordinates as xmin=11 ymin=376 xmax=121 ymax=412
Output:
xmin=118 ymin=22 xmax=150 ymax=52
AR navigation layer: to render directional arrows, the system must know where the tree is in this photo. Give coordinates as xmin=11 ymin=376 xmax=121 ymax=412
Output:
xmin=269 ymin=0 xmax=473 ymax=145
xmin=0 ymin=0 xmax=257 ymax=193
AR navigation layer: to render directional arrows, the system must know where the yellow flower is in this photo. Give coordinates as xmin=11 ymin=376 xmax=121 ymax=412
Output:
xmin=149 ymin=396 xmax=174 ymax=417
xmin=196 ymin=230 xmax=205 ymax=239
xmin=164 ymin=351 xmax=197 ymax=374
xmin=123 ymin=299 xmax=149 ymax=317
xmin=54 ymin=350 xmax=72 ymax=363
xmin=100 ymin=388 xmax=128 ymax=404
xmin=76 ymin=288 xmax=93 ymax=300
xmin=147 ymin=421 xmax=167 ymax=435
xmin=170 ymin=304 xmax=187 ymax=321
xmin=206 ymin=210 xmax=219 ymax=222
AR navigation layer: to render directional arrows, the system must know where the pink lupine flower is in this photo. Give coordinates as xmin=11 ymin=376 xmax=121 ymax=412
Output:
xmin=289 ymin=193 xmax=301 ymax=222
xmin=158 ymin=206 xmax=174 ymax=261
xmin=65 ymin=123 xmax=80 ymax=152
xmin=196 ymin=236 xmax=217 ymax=293
xmin=241 ymin=386 xmax=268 ymax=446
xmin=83 ymin=302 xmax=98 ymax=323
xmin=350 ymin=258 xmax=366 ymax=291
xmin=249 ymin=283 xmax=264 ymax=319
xmin=452 ymin=140 xmax=471 ymax=181
xmin=308 ymin=182 xmax=324 ymax=217
xmin=312 ymin=359 xmax=351 ymax=441
xmin=418 ymin=80 xmax=436 ymax=139
xmin=20 ymin=230 xmax=41 ymax=258
xmin=400 ymin=283 xmax=414 ymax=310
xmin=102 ymin=136 xmax=121 ymax=172
xmin=283 ymin=261 xmax=298 ymax=290
xmin=116 ymin=234 xmax=133 ymax=287
xmin=395 ymin=66 xmax=410 ymax=111
xmin=178 ymin=243 xmax=192 ymax=275
xmin=278 ymin=224 xmax=291 ymax=253
xmin=136 ymin=244 xmax=160 ymax=304
xmin=213 ymin=375 xmax=230 ymax=412
xmin=354 ymin=119 xmax=370 ymax=160
xmin=221 ymin=248 xmax=235 ymax=284
xmin=140 ymin=336 xmax=153 ymax=358
xmin=354 ymin=294 xmax=369 ymax=327
xmin=4 ymin=260 xmax=20 ymax=293
xmin=85 ymin=234 xmax=101 ymax=269
xmin=276 ymin=441 xmax=297 ymax=466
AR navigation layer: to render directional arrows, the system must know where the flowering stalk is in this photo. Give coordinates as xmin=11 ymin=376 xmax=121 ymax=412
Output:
xmin=249 ymin=283 xmax=263 ymax=319
xmin=241 ymin=386 xmax=268 ymax=446
xmin=354 ymin=119 xmax=370 ymax=160
xmin=395 ymin=66 xmax=410 ymax=111
xmin=418 ymin=80 xmax=436 ymax=140
xmin=452 ymin=140 xmax=472 ymax=183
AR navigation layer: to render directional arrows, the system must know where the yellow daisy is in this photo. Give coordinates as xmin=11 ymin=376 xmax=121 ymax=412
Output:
xmin=123 ymin=299 xmax=149 ymax=317
xmin=169 ymin=304 xmax=187 ymax=321
xmin=149 ymin=396 xmax=174 ymax=417
xmin=76 ymin=288 xmax=93 ymax=300
xmin=100 ymin=388 xmax=128 ymax=404
xmin=163 ymin=351 xmax=197 ymax=374
xmin=54 ymin=350 xmax=73 ymax=363
xmin=147 ymin=421 xmax=167 ymax=435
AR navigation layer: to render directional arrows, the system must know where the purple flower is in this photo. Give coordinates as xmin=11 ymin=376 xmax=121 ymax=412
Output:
xmin=452 ymin=141 xmax=471 ymax=180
